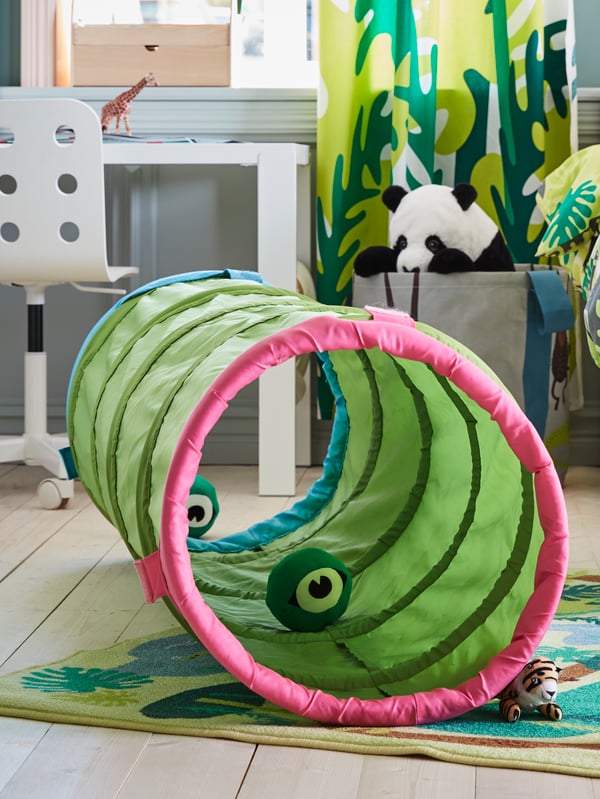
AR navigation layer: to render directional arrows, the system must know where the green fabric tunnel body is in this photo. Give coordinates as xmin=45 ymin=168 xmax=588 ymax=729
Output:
xmin=66 ymin=270 xmax=569 ymax=726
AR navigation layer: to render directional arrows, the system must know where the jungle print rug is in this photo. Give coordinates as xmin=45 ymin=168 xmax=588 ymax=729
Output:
xmin=0 ymin=574 xmax=598 ymax=778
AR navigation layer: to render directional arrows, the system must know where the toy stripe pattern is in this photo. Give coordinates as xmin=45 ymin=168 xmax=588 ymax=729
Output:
xmin=498 ymin=657 xmax=562 ymax=723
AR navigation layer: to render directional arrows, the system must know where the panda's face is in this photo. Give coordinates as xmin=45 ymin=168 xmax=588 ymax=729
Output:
xmin=388 ymin=185 xmax=497 ymax=272
xmin=393 ymin=232 xmax=447 ymax=268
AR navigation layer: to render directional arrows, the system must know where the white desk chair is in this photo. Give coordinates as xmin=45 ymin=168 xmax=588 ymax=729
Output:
xmin=0 ymin=98 xmax=138 ymax=507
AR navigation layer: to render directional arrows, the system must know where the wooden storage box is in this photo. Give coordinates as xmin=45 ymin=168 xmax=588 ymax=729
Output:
xmin=72 ymin=24 xmax=230 ymax=86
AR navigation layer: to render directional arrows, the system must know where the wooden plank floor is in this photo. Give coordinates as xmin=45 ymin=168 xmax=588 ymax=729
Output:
xmin=0 ymin=462 xmax=599 ymax=798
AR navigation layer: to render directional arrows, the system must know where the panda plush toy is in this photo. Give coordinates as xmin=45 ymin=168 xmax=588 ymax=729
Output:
xmin=354 ymin=183 xmax=514 ymax=276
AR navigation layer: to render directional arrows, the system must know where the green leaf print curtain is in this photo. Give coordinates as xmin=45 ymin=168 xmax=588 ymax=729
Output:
xmin=316 ymin=0 xmax=577 ymax=315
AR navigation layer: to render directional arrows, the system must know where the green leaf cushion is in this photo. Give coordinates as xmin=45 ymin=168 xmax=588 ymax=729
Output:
xmin=536 ymin=145 xmax=600 ymax=299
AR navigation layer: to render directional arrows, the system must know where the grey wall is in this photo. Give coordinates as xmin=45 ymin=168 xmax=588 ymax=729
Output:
xmin=574 ymin=1 xmax=600 ymax=87
xmin=0 ymin=0 xmax=19 ymax=87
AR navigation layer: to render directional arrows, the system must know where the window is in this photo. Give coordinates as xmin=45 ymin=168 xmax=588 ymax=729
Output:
xmin=232 ymin=0 xmax=318 ymax=88
xmin=70 ymin=0 xmax=318 ymax=88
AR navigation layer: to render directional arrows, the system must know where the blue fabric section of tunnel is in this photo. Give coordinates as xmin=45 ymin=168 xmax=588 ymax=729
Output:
xmin=186 ymin=352 xmax=350 ymax=553
xmin=112 ymin=269 xmax=265 ymax=310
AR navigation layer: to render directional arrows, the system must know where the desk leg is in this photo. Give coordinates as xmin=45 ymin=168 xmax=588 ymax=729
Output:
xmin=257 ymin=147 xmax=298 ymax=496
xmin=295 ymin=163 xmax=312 ymax=467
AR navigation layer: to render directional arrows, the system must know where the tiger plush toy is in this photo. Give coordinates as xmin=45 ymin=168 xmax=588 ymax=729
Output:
xmin=498 ymin=657 xmax=563 ymax=723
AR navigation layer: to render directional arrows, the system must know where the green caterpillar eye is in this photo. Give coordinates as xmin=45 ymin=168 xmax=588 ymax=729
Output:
xmin=186 ymin=475 xmax=219 ymax=538
xmin=187 ymin=494 xmax=214 ymax=528
xmin=291 ymin=567 xmax=346 ymax=613
xmin=266 ymin=548 xmax=352 ymax=632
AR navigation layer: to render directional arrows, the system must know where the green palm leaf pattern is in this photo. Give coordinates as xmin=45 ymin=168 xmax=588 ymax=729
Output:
xmin=317 ymin=0 xmax=574 ymax=308
xmin=141 ymin=682 xmax=294 ymax=725
xmin=316 ymin=94 xmax=393 ymax=310
xmin=539 ymin=180 xmax=598 ymax=251
xmin=21 ymin=666 xmax=152 ymax=694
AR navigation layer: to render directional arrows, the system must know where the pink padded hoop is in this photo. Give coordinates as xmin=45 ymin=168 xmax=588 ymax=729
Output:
xmin=150 ymin=313 xmax=568 ymax=725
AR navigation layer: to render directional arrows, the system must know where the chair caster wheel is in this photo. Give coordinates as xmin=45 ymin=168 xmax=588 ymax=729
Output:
xmin=38 ymin=478 xmax=74 ymax=509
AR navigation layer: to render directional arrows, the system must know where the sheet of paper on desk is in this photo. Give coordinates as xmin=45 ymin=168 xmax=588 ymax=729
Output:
xmin=102 ymin=134 xmax=241 ymax=144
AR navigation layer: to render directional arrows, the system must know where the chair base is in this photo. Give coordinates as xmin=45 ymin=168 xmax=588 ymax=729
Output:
xmin=0 ymin=434 xmax=74 ymax=508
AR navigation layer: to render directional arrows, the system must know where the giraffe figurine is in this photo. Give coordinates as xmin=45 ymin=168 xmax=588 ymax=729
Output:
xmin=101 ymin=73 xmax=159 ymax=136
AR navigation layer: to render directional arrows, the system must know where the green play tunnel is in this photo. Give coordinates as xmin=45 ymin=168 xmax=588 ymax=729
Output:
xmin=66 ymin=270 xmax=569 ymax=726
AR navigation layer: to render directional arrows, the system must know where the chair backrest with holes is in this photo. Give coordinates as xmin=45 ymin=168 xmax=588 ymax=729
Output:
xmin=0 ymin=98 xmax=128 ymax=284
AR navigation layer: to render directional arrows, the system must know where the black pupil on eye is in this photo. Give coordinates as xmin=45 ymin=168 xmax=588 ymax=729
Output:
xmin=188 ymin=505 xmax=206 ymax=523
xmin=309 ymin=575 xmax=332 ymax=599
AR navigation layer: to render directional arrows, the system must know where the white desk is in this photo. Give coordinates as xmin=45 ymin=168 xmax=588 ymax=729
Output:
xmin=102 ymin=141 xmax=311 ymax=496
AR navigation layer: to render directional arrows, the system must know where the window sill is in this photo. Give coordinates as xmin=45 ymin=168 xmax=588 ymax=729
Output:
xmin=0 ymin=85 xmax=318 ymax=142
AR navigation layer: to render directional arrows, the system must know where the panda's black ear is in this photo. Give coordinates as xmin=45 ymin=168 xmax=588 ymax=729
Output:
xmin=382 ymin=185 xmax=408 ymax=212
xmin=452 ymin=183 xmax=478 ymax=211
